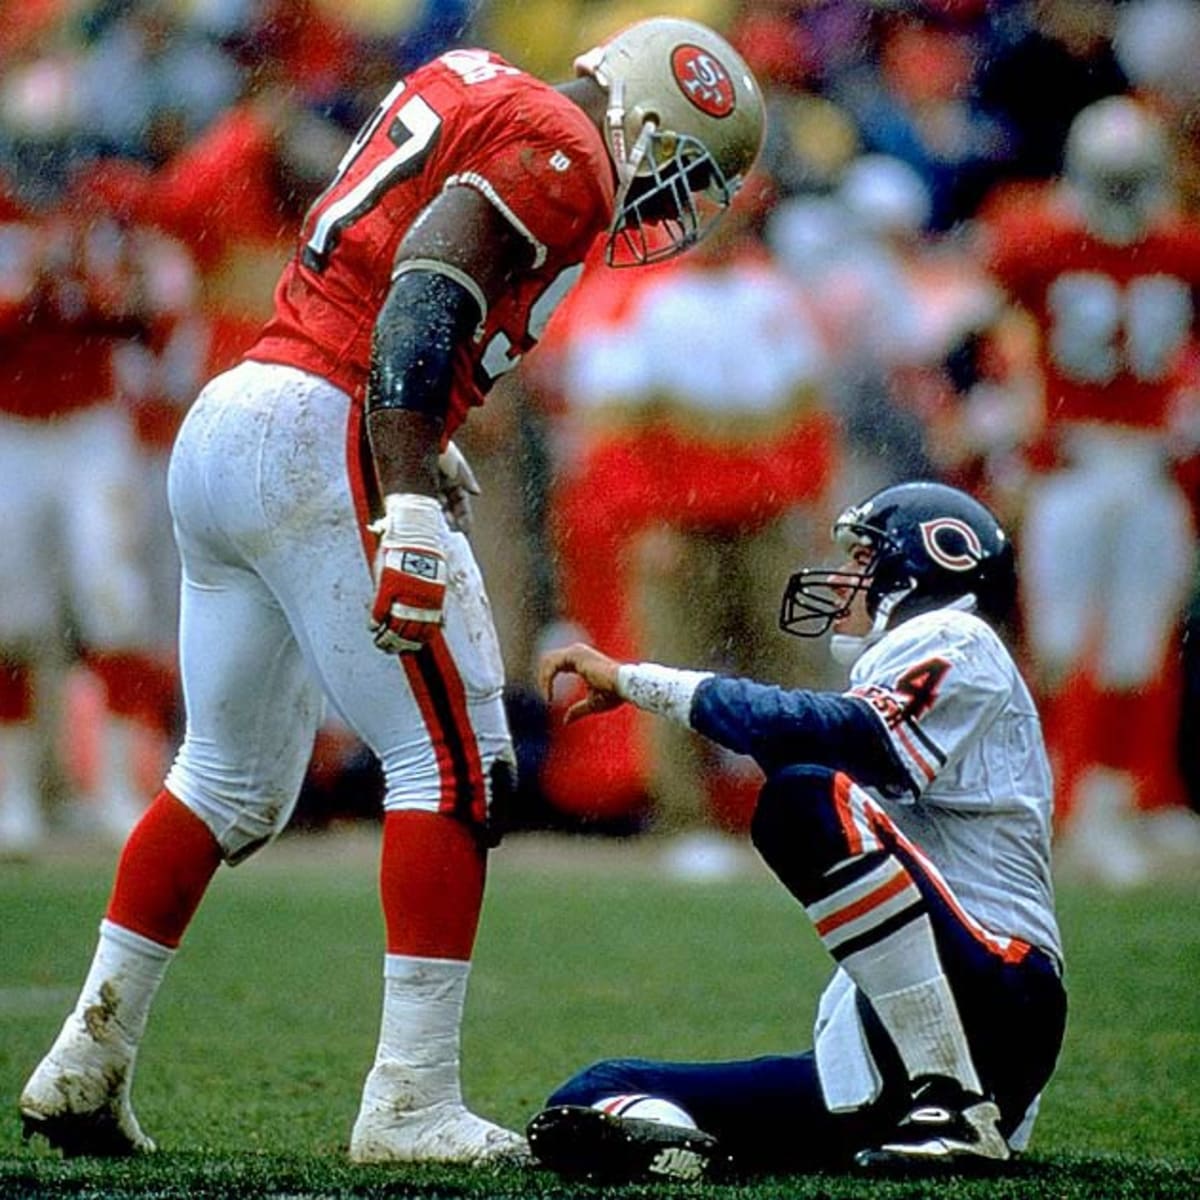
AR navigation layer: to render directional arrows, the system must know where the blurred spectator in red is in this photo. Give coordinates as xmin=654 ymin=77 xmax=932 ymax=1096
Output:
xmin=729 ymin=4 xmax=815 ymax=95
xmin=537 ymin=174 xmax=839 ymax=833
xmin=979 ymin=96 xmax=1200 ymax=884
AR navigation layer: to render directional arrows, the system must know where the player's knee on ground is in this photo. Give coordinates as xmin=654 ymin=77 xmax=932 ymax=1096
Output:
xmin=751 ymin=765 xmax=852 ymax=897
xmin=547 ymin=1059 xmax=661 ymax=1108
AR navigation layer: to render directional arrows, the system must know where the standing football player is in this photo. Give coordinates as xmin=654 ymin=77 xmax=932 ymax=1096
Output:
xmin=0 ymin=193 xmax=197 ymax=854
xmin=526 ymin=481 xmax=1065 ymax=1181
xmin=984 ymin=95 xmax=1200 ymax=883
xmin=19 ymin=19 xmax=764 ymax=1166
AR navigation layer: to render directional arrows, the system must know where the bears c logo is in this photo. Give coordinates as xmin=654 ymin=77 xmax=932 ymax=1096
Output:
xmin=919 ymin=517 xmax=983 ymax=571
xmin=671 ymin=45 xmax=736 ymax=118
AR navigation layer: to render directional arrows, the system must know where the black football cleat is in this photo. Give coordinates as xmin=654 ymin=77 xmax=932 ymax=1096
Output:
xmin=526 ymin=1104 xmax=728 ymax=1183
xmin=854 ymin=1076 xmax=1011 ymax=1173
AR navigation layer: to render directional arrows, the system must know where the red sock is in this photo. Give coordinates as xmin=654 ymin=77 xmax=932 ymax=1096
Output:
xmin=106 ymin=790 xmax=223 ymax=948
xmin=380 ymin=810 xmax=485 ymax=959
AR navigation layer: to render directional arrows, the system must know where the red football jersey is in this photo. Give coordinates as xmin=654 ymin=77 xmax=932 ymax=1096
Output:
xmin=987 ymin=196 xmax=1200 ymax=430
xmin=246 ymin=49 xmax=615 ymax=438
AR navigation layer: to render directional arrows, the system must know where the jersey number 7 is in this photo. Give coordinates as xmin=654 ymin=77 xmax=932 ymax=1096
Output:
xmin=302 ymin=84 xmax=441 ymax=272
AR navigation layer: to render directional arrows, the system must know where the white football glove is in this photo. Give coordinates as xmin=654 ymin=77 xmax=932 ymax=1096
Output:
xmin=368 ymin=493 xmax=447 ymax=654
xmin=437 ymin=440 xmax=481 ymax=535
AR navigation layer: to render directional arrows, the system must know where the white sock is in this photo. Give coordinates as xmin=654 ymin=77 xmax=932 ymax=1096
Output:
xmin=62 ymin=919 xmax=174 ymax=1054
xmin=842 ymin=913 xmax=981 ymax=1094
xmin=365 ymin=955 xmax=469 ymax=1109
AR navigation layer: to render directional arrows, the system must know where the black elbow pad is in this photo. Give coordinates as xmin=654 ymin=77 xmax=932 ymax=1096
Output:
xmin=366 ymin=267 xmax=483 ymax=419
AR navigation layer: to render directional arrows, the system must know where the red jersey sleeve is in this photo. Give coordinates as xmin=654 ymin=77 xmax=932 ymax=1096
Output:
xmin=448 ymin=104 xmax=613 ymax=269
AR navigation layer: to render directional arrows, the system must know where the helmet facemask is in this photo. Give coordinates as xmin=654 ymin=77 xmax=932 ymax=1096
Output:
xmin=778 ymin=527 xmax=908 ymax=640
xmin=779 ymin=522 xmax=924 ymax=665
xmin=605 ymin=108 xmax=737 ymax=266
xmin=1075 ymin=159 xmax=1166 ymax=244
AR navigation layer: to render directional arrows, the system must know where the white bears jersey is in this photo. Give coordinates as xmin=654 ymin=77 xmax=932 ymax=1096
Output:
xmin=620 ymin=604 xmax=1060 ymax=962
xmin=847 ymin=607 xmax=1060 ymax=962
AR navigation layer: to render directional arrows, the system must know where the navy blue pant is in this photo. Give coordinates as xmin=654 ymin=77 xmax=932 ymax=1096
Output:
xmin=547 ymin=766 xmax=1066 ymax=1171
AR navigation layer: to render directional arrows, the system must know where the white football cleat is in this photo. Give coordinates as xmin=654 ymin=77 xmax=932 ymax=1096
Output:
xmin=0 ymin=725 xmax=46 ymax=859
xmin=350 ymin=1099 xmax=529 ymax=1165
xmin=1055 ymin=767 xmax=1150 ymax=889
xmin=854 ymin=1076 xmax=1009 ymax=1172
xmin=19 ymin=1024 xmax=154 ymax=1157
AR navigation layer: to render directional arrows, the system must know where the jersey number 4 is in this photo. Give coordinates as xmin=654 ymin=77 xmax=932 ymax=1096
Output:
xmin=894 ymin=658 xmax=950 ymax=721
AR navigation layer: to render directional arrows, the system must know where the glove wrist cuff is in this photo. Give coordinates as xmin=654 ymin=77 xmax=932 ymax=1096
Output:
xmin=372 ymin=493 xmax=444 ymax=549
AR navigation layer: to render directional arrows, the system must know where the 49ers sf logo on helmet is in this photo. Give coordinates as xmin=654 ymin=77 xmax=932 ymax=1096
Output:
xmin=671 ymin=44 xmax=736 ymax=118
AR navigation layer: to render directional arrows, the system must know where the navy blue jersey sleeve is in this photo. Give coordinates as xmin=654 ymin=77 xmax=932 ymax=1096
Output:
xmin=690 ymin=676 xmax=911 ymax=794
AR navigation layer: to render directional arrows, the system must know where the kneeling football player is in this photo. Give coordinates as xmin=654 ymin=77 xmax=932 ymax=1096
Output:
xmin=526 ymin=482 xmax=1066 ymax=1181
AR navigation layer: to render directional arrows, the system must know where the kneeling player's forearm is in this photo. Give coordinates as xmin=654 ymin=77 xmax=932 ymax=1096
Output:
xmin=615 ymin=662 xmax=715 ymax=726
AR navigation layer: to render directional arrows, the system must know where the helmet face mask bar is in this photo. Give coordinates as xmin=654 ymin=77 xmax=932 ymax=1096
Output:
xmin=779 ymin=528 xmax=896 ymax=640
xmin=608 ymin=128 xmax=735 ymax=265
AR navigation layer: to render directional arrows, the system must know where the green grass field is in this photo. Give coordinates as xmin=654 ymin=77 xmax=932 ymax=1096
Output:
xmin=1 ymin=828 xmax=1197 ymax=1199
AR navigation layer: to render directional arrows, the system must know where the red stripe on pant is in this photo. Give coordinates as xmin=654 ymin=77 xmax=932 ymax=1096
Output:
xmin=813 ymin=868 xmax=911 ymax=939
xmin=347 ymin=402 xmax=485 ymax=823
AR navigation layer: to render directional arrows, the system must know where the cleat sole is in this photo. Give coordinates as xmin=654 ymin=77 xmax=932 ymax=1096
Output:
xmin=527 ymin=1104 xmax=727 ymax=1183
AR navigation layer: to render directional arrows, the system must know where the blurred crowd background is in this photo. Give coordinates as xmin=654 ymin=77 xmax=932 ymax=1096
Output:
xmin=3 ymin=0 xmax=1200 ymax=887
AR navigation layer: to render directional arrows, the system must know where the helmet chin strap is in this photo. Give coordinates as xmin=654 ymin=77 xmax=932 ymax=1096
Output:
xmin=607 ymin=104 xmax=658 ymax=238
xmin=829 ymin=633 xmax=871 ymax=666
xmin=827 ymin=596 xmax=896 ymax=667
xmin=575 ymin=59 xmax=647 ymax=196
xmin=605 ymin=78 xmax=629 ymax=183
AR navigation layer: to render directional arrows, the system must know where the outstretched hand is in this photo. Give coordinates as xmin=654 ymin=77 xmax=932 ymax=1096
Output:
xmin=539 ymin=642 xmax=627 ymax=726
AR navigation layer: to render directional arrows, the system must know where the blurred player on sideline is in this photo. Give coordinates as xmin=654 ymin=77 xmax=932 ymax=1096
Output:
xmin=540 ymin=169 xmax=837 ymax=834
xmin=0 ymin=186 xmax=196 ymax=856
xmin=527 ymin=482 xmax=1065 ymax=1181
xmin=19 ymin=19 xmax=764 ymax=1166
xmin=983 ymin=96 xmax=1200 ymax=884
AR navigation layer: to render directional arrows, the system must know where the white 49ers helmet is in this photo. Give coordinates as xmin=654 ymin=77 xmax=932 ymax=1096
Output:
xmin=574 ymin=17 xmax=765 ymax=266
xmin=1064 ymin=96 xmax=1171 ymax=244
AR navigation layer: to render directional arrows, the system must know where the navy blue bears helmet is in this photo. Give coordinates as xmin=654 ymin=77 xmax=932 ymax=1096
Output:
xmin=780 ymin=481 xmax=1017 ymax=640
